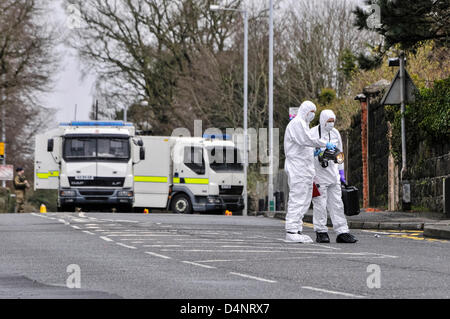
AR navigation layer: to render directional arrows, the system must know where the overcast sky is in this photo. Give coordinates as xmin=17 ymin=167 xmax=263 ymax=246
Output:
xmin=41 ymin=0 xmax=96 ymax=125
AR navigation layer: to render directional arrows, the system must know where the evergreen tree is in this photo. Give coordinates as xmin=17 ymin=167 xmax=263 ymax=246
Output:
xmin=353 ymin=0 xmax=449 ymax=69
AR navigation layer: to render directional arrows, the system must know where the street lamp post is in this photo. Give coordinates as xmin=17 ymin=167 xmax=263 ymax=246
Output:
xmin=268 ymin=0 xmax=274 ymax=212
xmin=210 ymin=4 xmax=249 ymax=216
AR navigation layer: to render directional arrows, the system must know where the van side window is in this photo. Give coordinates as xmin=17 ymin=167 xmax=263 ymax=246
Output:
xmin=184 ymin=147 xmax=205 ymax=175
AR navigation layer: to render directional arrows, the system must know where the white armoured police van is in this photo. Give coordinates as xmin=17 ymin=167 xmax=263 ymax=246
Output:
xmin=34 ymin=121 xmax=245 ymax=214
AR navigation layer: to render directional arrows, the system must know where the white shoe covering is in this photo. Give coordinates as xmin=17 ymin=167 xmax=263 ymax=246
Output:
xmin=285 ymin=232 xmax=313 ymax=243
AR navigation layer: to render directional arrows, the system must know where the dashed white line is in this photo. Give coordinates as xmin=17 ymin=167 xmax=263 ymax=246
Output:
xmin=301 ymin=286 xmax=365 ymax=298
xmin=100 ymin=236 xmax=114 ymax=242
xmin=229 ymin=272 xmax=277 ymax=284
xmin=83 ymin=231 xmax=95 ymax=235
xmin=182 ymin=261 xmax=217 ymax=269
xmin=71 ymin=225 xmax=81 ymax=230
xmin=143 ymin=245 xmax=183 ymax=248
xmin=194 ymin=259 xmax=249 ymax=263
xmin=116 ymin=243 xmax=137 ymax=249
xmin=145 ymin=252 xmax=172 ymax=260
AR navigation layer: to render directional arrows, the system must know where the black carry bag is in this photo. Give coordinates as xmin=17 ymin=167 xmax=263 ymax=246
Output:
xmin=341 ymin=184 xmax=360 ymax=216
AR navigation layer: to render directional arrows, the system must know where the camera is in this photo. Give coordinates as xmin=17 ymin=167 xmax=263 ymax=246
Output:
xmin=316 ymin=147 xmax=345 ymax=168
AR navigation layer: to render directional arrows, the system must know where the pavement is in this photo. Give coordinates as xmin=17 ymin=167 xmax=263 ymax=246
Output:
xmin=0 ymin=212 xmax=449 ymax=299
xmin=259 ymin=209 xmax=450 ymax=240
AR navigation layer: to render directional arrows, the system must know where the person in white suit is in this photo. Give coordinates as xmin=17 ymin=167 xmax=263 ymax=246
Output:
xmin=311 ymin=110 xmax=358 ymax=244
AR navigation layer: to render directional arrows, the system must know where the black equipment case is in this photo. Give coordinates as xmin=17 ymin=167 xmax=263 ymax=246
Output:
xmin=341 ymin=184 xmax=360 ymax=216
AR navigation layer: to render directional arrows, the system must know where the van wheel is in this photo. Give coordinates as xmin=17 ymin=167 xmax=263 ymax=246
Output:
xmin=171 ymin=194 xmax=192 ymax=214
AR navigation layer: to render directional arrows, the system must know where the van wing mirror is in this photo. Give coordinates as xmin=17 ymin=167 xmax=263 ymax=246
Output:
xmin=133 ymin=138 xmax=144 ymax=147
xmin=140 ymin=147 xmax=145 ymax=161
xmin=47 ymin=139 xmax=54 ymax=152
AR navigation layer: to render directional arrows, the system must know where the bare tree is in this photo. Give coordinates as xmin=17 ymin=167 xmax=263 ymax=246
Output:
xmin=0 ymin=0 xmax=59 ymax=176
xmin=67 ymin=0 xmax=243 ymax=135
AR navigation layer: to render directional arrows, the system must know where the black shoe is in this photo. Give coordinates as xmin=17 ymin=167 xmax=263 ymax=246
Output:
xmin=316 ymin=232 xmax=330 ymax=243
xmin=336 ymin=233 xmax=358 ymax=243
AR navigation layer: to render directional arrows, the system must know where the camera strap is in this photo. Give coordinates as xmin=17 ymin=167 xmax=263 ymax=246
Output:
xmin=318 ymin=125 xmax=331 ymax=141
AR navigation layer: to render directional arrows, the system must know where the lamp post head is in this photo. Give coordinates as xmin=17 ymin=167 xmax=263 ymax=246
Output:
xmin=388 ymin=58 xmax=400 ymax=67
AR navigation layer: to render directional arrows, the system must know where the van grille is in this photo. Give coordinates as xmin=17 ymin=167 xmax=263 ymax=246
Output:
xmin=219 ymin=186 xmax=244 ymax=196
xmin=69 ymin=177 xmax=125 ymax=187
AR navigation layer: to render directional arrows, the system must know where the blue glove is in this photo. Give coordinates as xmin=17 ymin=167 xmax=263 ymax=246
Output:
xmin=326 ymin=142 xmax=336 ymax=150
xmin=314 ymin=148 xmax=322 ymax=157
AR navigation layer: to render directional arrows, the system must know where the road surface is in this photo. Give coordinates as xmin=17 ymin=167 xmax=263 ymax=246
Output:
xmin=0 ymin=212 xmax=449 ymax=299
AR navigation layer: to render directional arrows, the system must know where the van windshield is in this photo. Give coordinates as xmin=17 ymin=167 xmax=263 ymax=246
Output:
xmin=64 ymin=137 xmax=130 ymax=162
xmin=207 ymin=147 xmax=243 ymax=172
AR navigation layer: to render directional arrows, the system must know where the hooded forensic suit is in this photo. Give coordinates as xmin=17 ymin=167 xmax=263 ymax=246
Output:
xmin=284 ymin=101 xmax=327 ymax=239
xmin=311 ymin=110 xmax=349 ymax=235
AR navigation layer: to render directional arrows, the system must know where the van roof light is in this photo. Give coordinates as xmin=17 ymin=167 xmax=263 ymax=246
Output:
xmin=60 ymin=121 xmax=133 ymax=127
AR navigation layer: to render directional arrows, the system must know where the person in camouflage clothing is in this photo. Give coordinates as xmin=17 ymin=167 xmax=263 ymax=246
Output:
xmin=14 ymin=168 xmax=30 ymax=213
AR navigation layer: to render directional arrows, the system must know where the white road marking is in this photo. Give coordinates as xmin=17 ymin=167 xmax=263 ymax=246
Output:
xmin=195 ymin=257 xmax=316 ymax=263
xmin=100 ymin=231 xmax=177 ymax=235
xmin=112 ymin=220 xmax=140 ymax=223
xmin=301 ymin=286 xmax=365 ymax=298
xmin=116 ymin=243 xmax=137 ymax=249
xmin=229 ymin=272 xmax=277 ymax=284
xmin=31 ymin=213 xmax=48 ymax=219
xmin=158 ymin=249 xmax=398 ymax=258
xmin=311 ymin=243 xmax=341 ymax=250
xmin=182 ymin=261 xmax=217 ymax=269
xmin=143 ymin=245 xmax=183 ymax=248
xmin=83 ymin=231 xmax=95 ymax=235
xmin=172 ymin=238 xmax=246 ymax=242
xmin=58 ymin=219 xmax=70 ymax=225
xmin=71 ymin=218 xmax=89 ymax=223
xmin=160 ymin=249 xmax=336 ymax=253
xmin=145 ymin=252 xmax=172 ymax=260
xmin=219 ymin=245 xmax=331 ymax=251
xmin=194 ymin=259 xmax=249 ymax=263
xmin=107 ymin=234 xmax=190 ymax=237
xmin=71 ymin=226 xmax=81 ymax=230
xmin=100 ymin=236 xmax=114 ymax=242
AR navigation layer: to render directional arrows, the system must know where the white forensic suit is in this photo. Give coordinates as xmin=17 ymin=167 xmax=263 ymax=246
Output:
xmin=311 ymin=110 xmax=349 ymax=235
xmin=284 ymin=101 xmax=328 ymax=243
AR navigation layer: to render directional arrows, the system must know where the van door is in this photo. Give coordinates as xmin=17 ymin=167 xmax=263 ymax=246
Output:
xmin=35 ymin=132 xmax=61 ymax=190
xmin=133 ymin=136 xmax=171 ymax=208
xmin=174 ymin=146 xmax=209 ymax=196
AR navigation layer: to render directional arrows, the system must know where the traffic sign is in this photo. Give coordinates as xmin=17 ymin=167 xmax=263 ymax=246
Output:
xmin=381 ymin=69 xmax=418 ymax=105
